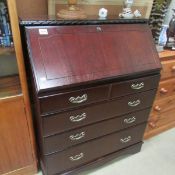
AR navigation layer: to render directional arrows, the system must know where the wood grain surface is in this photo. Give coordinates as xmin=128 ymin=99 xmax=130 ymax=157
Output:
xmin=25 ymin=24 xmax=161 ymax=93
xmin=25 ymin=23 xmax=160 ymax=175
xmin=0 ymin=76 xmax=21 ymax=98
xmin=144 ymin=50 xmax=175 ymax=139
xmin=156 ymin=78 xmax=175 ymax=100
xmin=161 ymin=59 xmax=175 ymax=80
xmin=145 ymin=108 xmax=175 ymax=139
xmin=45 ymin=123 xmax=146 ymax=175
xmin=16 ymin=0 xmax=47 ymax=18
xmin=0 ymin=96 xmax=33 ymax=174
xmin=3 ymin=1 xmax=38 ymax=174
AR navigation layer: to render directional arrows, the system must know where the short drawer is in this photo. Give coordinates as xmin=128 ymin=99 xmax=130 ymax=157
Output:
xmin=45 ymin=123 xmax=146 ymax=175
xmin=111 ymin=75 xmax=160 ymax=98
xmin=161 ymin=59 xmax=175 ymax=80
xmin=40 ymin=85 xmax=109 ymax=114
xmin=152 ymin=94 xmax=175 ymax=115
xmin=156 ymin=78 xmax=175 ymax=100
xmin=43 ymin=109 xmax=150 ymax=154
xmin=43 ymin=90 xmax=156 ymax=136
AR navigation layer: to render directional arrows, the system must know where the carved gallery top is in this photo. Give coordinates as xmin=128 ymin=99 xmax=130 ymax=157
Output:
xmin=19 ymin=15 xmax=148 ymax=26
xmin=25 ymin=24 xmax=161 ymax=93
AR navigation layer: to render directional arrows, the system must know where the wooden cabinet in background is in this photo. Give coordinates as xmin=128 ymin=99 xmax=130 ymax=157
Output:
xmin=0 ymin=0 xmax=37 ymax=174
xmin=144 ymin=50 xmax=175 ymax=139
xmin=0 ymin=96 xmax=35 ymax=175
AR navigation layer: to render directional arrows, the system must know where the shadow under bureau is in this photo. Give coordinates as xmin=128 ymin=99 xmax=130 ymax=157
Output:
xmin=24 ymin=23 xmax=161 ymax=175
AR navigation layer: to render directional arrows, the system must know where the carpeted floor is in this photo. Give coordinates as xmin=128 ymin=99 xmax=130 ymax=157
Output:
xmin=38 ymin=128 xmax=175 ymax=175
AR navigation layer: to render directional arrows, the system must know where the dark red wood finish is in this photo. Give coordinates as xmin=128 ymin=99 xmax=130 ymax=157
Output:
xmin=24 ymin=24 xmax=161 ymax=175
xmin=25 ymin=24 xmax=161 ymax=93
xmin=43 ymin=111 xmax=149 ymax=154
xmin=44 ymin=123 xmax=146 ymax=175
xmin=40 ymin=89 xmax=156 ymax=116
xmin=39 ymin=75 xmax=159 ymax=114
xmin=43 ymin=108 xmax=151 ymax=137
xmin=42 ymin=89 xmax=156 ymax=136
xmin=40 ymin=85 xmax=109 ymax=114
xmin=40 ymin=142 xmax=143 ymax=175
xmin=111 ymin=74 xmax=160 ymax=98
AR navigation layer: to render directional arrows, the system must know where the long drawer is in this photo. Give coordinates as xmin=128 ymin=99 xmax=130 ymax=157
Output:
xmin=40 ymin=75 xmax=159 ymax=114
xmin=43 ymin=109 xmax=150 ymax=154
xmin=45 ymin=123 xmax=146 ymax=175
xmin=43 ymin=90 xmax=156 ymax=136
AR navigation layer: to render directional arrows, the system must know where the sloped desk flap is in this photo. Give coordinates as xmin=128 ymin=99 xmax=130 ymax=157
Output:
xmin=25 ymin=24 xmax=161 ymax=92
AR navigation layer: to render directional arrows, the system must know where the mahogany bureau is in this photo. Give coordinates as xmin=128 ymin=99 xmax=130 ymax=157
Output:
xmin=23 ymin=22 xmax=161 ymax=175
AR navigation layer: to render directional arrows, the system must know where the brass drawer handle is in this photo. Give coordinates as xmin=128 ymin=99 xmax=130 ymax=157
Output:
xmin=69 ymin=132 xmax=85 ymax=141
xmin=69 ymin=153 xmax=84 ymax=161
xmin=69 ymin=113 xmax=87 ymax=122
xmin=128 ymin=100 xmax=141 ymax=107
xmin=124 ymin=116 xmax=136 ymax=124
xmin=120 ymin=136 xmax=132 ymax=143
xmin=69 ymin=94 xmax=88 ymax=104
xmin=131 ymin=82 xmax=144 ymax=90
xmin=160 ymin=88 xmax=168 ymax=94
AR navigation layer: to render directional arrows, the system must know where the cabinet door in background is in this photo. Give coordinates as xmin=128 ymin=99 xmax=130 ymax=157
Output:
xmin=0 ymin=96 xmax=33 ymax=174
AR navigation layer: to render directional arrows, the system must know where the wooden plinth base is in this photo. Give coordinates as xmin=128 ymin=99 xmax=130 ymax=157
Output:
xmin=41 ymin=142 xmax=142 ymax=175
xmin=3 ymin=163 xmax=38 ymax=175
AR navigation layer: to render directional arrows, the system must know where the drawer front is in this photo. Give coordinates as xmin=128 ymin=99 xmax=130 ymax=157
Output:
xmin=43 ymin=109 xmax=150 ymax=154
xmin=40 ymin=85 xmax=109 ymax=114
xmin=156 ymin=78 xmax=175 ymax=100
xmin=45 ymin=123 xmax=146 ymax=175
xmin=43 ymin=90 xmax=156 ymax=136
xmin=161 ymin=60 xmax=175 ymax=80
xmin=111 ymin=75 xmax=160 ymax=98
xmin=151 ymin=94 xmax=175 ymax=115
xmin=146 ymin=108 xmax=175 ymax=133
